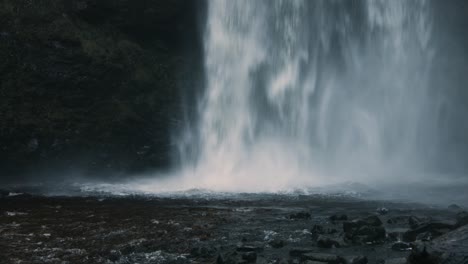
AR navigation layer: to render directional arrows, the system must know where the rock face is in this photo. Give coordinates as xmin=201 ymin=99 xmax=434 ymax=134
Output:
xmin=0 ymin=0 xmax=205 ymax=181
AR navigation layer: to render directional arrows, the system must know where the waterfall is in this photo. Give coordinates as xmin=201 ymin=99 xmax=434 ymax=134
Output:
xmin=177 ymin=0 xmax=438 ymax=192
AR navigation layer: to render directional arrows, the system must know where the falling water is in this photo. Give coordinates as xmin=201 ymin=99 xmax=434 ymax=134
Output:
xmin=174 ymin=0 xmax=439 ymax=192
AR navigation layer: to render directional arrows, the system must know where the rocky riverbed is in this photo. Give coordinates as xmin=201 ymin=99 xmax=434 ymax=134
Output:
xmin=0 ymin=191 xmax=467 ymax=264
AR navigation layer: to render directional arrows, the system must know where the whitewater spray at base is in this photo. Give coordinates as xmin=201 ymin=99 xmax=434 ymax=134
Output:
xmin=169 ymin=0 xmax=439 ymax=192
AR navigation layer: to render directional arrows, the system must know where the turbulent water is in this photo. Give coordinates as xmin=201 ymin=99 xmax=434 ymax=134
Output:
xmin=171 ymin=0 xmax=447 ymax=192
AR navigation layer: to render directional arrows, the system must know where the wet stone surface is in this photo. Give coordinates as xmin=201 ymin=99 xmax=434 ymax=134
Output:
xmin=0 ymin=193 xmax=467 ymax=263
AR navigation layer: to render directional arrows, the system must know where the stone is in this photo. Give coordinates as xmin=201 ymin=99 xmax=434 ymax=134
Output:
xmin=216 ymin=254 xmax=225 ymax=264
xmin=345 ymin=256 xmax=368 ymax=264
xmin=408 ymin=216 xmax=426 ymax=229
xmin=301 ymin=253 xmax=345 ymax=264
xmin=290 ymin=211 xmax=311 ymax=220
xmin=236 ymin=242 xmax=264 ymax=252
xmin=190 ymin=246 xmax=216 ymax=257
xmin=385 ymin=258 xmax=407 ymax=264
xmin=289 ymin=248 xmax=313 ymax=257
xmin=391 ymin=242 xmax=413 ymax=251
xmin=387 ymin=216 xmax=409 ymax=225
xmin=415 ymin=232 xmax=432 ymax=242
xmin=348 ymin=225 xmax=386 ymax=244
xmin=343 ymin=216 xmax=386 ymax=244
xmin=343 ymin=216 xmax=383 ymax=233
xmin=242 ymin=252 xmax=257 ymax=263
xmin=403 ymin=221 xmax=455 ymax=242
xmin=312 ymin=224 xmax=324 ymax=234
xmin=330 ymin=214 xmax=348 ymax=221
xmin=0 ymin=189 xmax=9 ymax=198
xmin=448 ymin=204 xmax=462 ymax=211
xmin=316 ymin=235 xmax=342 ymax=248
xmin=387 ymin=232 xmax=404 ymax=242
xmin=407 ymin=247 xmax=440 ymax=264
xmin=456 ymin=211 xmax=468 ymax=227
xmin=377 ymin=208 xmax=389 ymax=215
xmin=269 ymin=239 xmax=285 ymax=248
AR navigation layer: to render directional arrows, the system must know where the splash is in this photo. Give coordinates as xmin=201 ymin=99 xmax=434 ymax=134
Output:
xmin=171 ymin=0 xmax=438 ymax=192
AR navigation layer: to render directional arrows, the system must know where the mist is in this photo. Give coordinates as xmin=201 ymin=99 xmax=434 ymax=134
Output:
xmin=157 ymin=0 xmax=468 ymax=196
xmin=2 ymin=1 xmax=468 ymax=206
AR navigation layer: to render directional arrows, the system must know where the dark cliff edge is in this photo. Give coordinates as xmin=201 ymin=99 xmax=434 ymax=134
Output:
xmin=0 ymin=0 xmax=206 ymax=182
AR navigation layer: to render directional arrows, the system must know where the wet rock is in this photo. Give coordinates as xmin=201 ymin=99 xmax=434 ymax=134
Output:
xmin=448 ymin=204 xmax=462 ymax=211
xmin=403 ymin=221 xmax=455 ymax=242
xmin=312 ymin=224 xmax=324 ymax=234
xmin=316 ymin=235 xmax=342 ymax=248
xmin=456 ymin=211 xmax=468 ymax=227
xmin=217 ymin=254 xmax=225 ymax=264
xmin=289 ymin=248 xmax=313 ymax=257
xmin=236 ymin=242 xmax=264 ymax=253
xmin=343 ymin=216 xmax=383 ymax=233
xmin=384 ymin=258 xmax=407 ymax=264
xmin=408 ymin=216 xmax=427 ymax=229
xmin=330 ymin=214 xmax=348 ymax=221
xmin=391 ymin=242 xmax=413 ymax=251
xmin=218 ymin=252 xmax=240 ymax=264
xmin=355 ymin=226 xmax=386 ymax=243
xmin=268 ymin=239 xmax=285 ymax=248
xmin=0 ymin=189 xmax=9 ymax=198
xmin=190 ymin=246 xmax=216 ymax=258
xmin=407 ymin=247 xmax=440 ymax=264
xmin=344 ymin=216 xmax=386 ymax=244
xmin=290 ymin=211 xmax=311 ymax=220
xmin=415 ymin=232 xmax=432 ymax=242
xmin=387 ymin=232 xmax=403 ymax=242
xmin=241 ymin=252 xmax=257 ymax=263
xmin=108 ymin=250 xmax=121 ymax=261
xmin=27 ymin=138 xmax=39 ymax=152
xmin=312 ymin=224 xmax=337 ymax=236
xmin=387 ymin=216 xmax=409 ymax=225
xmin=345 ymin=256 xmax=368 ymax=264
xmin=377 ymin=208 xmax=389 ymax=215
xmin=301 ymin=253 xmax=345 ymax=264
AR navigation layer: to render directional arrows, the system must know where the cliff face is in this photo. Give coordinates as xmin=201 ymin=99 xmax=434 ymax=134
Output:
xmin=0 ymin=0 xmax=205 ymax=181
